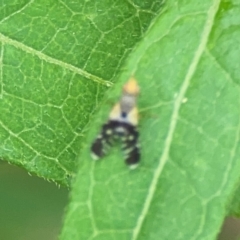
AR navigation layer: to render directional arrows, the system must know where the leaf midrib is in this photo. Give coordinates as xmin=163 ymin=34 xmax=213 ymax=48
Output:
xmin=131 ymin=1 xmax=221 ymax=239
xmin=0 ymin=33 xmax=112 ymax=86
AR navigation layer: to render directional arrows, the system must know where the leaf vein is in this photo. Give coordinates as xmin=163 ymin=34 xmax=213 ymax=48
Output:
xmin=0 ymin=33 xmax=113 ymax=87
xmin=206 ymin=49 xmax=240 ymax=90
xmin=131 ymin=1 xmax=221 ymax=239
xmin=0 ymin=119 xmax=73 ymax=175
xmin=0 ymin=0 xmax=34 ymax=25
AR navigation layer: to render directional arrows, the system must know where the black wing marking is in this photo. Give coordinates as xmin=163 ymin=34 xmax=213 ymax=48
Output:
xmin=121 ymin=123 xmax=140 ymax=168
xmin=91 ymin=121 xmax=116 ymax=159
xmin=91 ymin=120 xmax=140 ymax=168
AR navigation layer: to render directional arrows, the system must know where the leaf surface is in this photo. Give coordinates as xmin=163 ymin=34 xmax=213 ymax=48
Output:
xmin=0 ymin=0 xmax=162 ymax=184
xmin=61 ymin=0 xmax=240 ymax=239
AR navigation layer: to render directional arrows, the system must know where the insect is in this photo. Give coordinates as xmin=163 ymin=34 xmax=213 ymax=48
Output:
xmin=91 ymin=77 xmax=140 ymax=169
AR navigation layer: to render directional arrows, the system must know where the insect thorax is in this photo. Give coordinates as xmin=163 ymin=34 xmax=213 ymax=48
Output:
xmin=120 ymin=93 xmax=137 ymax=114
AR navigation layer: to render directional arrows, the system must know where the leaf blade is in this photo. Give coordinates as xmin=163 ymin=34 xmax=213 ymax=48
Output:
xmin=61 ymin=0 xmax=240 ymax=239
xmin=0 ymin=0 xmax=162 ymax=184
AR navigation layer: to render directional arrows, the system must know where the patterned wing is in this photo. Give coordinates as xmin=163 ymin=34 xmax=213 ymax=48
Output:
xmin=121 ymin=123 xmax=140 ymax=168
xmin=91 ymin=121 xmax=117 ymax=160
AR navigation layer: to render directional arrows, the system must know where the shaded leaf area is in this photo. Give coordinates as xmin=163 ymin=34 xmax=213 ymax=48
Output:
xmin=61 ymin=0 xmax=240 ymax=239
xmin=0 ymin=0 xmax=163 ymax=185
xmin=228 ymin=185 xmax=240 ymax=218
xmin=229 ymin=198 xmax=240 ymax=220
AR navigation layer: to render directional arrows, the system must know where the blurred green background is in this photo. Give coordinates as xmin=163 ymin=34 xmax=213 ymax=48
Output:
xmin=1 ymin=160 xmax=240 ymax=240
xmin=0 ymin=161 xmax=68 ymax=240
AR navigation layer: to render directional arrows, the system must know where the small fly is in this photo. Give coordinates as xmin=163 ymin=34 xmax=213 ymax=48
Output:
xmin=91 ymin=77 xmax=140 ymax=169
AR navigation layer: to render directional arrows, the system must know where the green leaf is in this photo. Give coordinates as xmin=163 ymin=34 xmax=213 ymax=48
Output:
xmin=0 ymin=0 xmax=162 ymax=185
xmin=228 ymin=184 xmax=240 ymax=217
xmin=61 ymin=0 xmax=240 ymax=239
